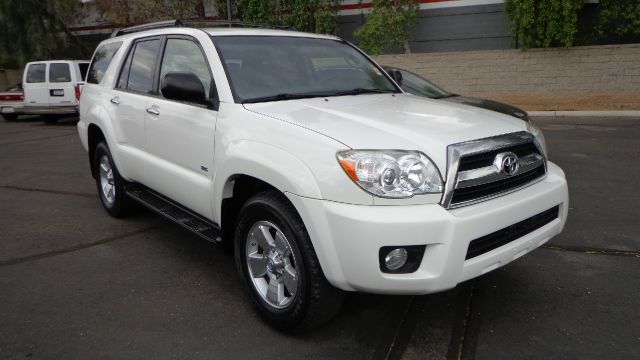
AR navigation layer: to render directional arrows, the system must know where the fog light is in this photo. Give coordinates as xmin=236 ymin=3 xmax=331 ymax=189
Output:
xmin=384 ymin=248 xmax=408 ymax=271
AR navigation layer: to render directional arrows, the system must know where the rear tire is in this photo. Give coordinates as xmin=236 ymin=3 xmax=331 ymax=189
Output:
xmin=1 ymin=114 xmax=18 ymax=121
xmin=235 ymin=191 xmax=344 ymax=332
xmin=94 ymin=141 xmax=134 ymax=218
xmin=43 ymin=115 xmax=59 ymax=124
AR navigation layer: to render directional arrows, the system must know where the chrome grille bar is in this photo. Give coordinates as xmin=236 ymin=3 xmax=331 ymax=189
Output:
xmin=441 ymin=131 xmax=547 ymax=209
xmin=456 ymin=153 xmax=545 ymax=189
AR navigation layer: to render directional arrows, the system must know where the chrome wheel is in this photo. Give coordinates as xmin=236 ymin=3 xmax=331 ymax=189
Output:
xmin=246 ymin=221 xmax=299 ymax=309
xmin=98 ymin=155 xmax=115 ymax=205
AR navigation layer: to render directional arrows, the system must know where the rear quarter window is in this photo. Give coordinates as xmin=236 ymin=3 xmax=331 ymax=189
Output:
xmin=87 ymin=42 xmax=123 ymax=84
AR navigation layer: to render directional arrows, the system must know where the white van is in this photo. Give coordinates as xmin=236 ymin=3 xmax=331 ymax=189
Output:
xmin=22 ymin=60 xmax=90 ymax=123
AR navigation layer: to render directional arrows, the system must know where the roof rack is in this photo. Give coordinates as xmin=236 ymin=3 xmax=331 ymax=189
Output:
xmin=112 ymin=19 xmax=296 ymax=37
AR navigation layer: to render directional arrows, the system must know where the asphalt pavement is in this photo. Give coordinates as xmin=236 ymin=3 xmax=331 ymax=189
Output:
xmin=0 ymin=116 xmax=638 ymax=359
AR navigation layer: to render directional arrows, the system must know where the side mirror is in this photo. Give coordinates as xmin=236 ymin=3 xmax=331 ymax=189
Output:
xmin=389 ymin=70 xmax=403 ymax=86
xmin=161 ymin=72 xmax=207 ymax=105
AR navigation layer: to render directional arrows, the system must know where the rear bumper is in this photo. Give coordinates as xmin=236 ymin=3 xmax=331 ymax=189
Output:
xmin=1 ymin=104 xmax=24 ymax=115
xmin=22 ymin=105 xmax=78 ymax=115
xmin=287 ymin=162 xmax=568 ymax=295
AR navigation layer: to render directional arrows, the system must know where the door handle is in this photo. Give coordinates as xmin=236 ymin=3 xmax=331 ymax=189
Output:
xmin=146 ymin=106 xmax=160 ymax=116
xmin=110 ymin=96 xmax=120 ymax=105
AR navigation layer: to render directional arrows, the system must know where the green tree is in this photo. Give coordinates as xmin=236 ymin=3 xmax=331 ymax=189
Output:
xmin=505 ymin=0 xmax=583 ymax=49
xmin=0 ymin=0 xmax=86 ymax=68
xmin=234 ymin=0 xmax=341 ymax=34
xmin=354 ymin=0 xmax=420 ymax=55
xmin=94 ymin=0 xmax=206 ymax=25
xmin=595 ymin=0 xmax=640 ymax=39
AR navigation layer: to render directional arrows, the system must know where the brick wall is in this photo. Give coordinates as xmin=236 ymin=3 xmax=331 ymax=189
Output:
xmin=374 ymin=44 xmax=640 ymax=111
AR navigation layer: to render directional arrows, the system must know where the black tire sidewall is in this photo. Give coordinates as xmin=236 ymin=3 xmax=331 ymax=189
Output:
xmin=94 ymin=142 xmax=128 ymax=217
xmin=235 ymin=195 xmax=310 ymax=329
xmin=43 ymin=115 xmax=59 ymax=124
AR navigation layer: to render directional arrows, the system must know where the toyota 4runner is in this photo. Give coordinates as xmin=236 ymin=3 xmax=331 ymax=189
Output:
xmin=78 ymin=20 xmax=568 ymax=332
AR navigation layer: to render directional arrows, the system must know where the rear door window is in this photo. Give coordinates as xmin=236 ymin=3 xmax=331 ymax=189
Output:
xmin=87 ymin=41 xmax=122 ymax=84
xmin=26 ymin=64 xmax=46 ymax=83
xmin=125 ymin=39 xmax=162 ymax=94
xmin=49 ymin=63 xmax=72 ymax=83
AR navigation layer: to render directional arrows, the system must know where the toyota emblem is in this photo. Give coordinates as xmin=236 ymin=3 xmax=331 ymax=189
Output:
xmin=494 ymin=152 xmax=520 ymax=176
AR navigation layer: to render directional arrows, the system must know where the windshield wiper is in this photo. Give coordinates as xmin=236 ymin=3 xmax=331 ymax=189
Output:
xmin=335 ymin=88 xmax=395 ymax=96
xmin=432 ymin=93 xmax=459 ymax=99
xmin=242 ymin=93 xmax=330 ymax=104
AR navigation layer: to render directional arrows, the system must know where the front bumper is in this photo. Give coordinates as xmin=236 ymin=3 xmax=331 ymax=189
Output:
xmin=286 ymin=162 xmax=568 ymax=295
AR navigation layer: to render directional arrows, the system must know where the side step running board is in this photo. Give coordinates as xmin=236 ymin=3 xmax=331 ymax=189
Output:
xmin=126 ymin=186 xmax=222 ymax=244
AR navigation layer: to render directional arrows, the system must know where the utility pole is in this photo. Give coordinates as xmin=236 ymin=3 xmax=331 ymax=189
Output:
xmin=227 ymin=0 xmax=231 ymax=21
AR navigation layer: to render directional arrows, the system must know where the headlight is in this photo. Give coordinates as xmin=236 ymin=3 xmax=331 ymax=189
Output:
xmin=337 ymin=150 xmax=443 ymax=198
xmin=527 ymin=122 xmax=547 ymax=157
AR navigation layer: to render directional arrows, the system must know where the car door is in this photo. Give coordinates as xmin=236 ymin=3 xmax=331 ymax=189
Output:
xmin=23 ymin=63 xmax=49 ymax=108
xmin=110 ymin=37 xmax=163 ymax=182
xmin=47 ymin=62 xmax=75 ymax=108
xmin=144 ymin=36 xmax=217 ymax=219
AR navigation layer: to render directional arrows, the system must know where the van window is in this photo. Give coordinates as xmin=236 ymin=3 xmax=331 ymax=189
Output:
xmin=122 ymin=39 xmax=161 ymax=94
xmin=49 ymin=63 xmax=72 ymax=83
xmin=78 ymin=63 xmax=89 ymax=81
xmin=26 ymin=64 xmax=46 ymax=83
xmin=87 ymin=41 xmax=122 ymax=84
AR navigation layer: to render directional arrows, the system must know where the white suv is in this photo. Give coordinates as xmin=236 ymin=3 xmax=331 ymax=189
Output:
xmin=78 ymin=21 xmax=568 ymax=332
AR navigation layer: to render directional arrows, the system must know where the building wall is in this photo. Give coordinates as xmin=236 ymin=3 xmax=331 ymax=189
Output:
xmin=374 ymin=44 xmax=640 ymax=111
xmin=338 ymin=0 xmax=511 ymax=53
xmin=72 ymin=1 xmax=510 ymax=53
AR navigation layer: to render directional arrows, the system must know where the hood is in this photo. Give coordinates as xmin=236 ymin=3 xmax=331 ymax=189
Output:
xmin=243 ymin=94 xmax=527 ymax=171
xmin=442 ymin=95 xmax=529 ymax=120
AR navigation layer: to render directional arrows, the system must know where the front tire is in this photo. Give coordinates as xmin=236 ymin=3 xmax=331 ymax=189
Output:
xmin=235 ymin=191 xmax=344 ymax=332
xmin=94 ymin=141 xmax=134 ymax=217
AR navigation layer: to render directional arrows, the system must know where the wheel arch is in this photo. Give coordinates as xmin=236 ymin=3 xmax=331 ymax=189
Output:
xmin=87 ymin=123 xmax=106 ymax=178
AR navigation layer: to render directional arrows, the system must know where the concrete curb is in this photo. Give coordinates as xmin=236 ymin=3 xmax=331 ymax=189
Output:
xmin=529 ymin=110 xmax=640 ymax=117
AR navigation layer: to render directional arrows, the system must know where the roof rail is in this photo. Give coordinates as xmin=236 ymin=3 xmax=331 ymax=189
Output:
xmin=112 ymin=19 xmax=296 ymax=38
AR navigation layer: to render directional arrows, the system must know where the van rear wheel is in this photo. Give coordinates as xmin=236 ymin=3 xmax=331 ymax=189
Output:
xmin=43 ymin=115 xmax=59 ymax=124
xmin=1 ymin=114 xmax=18 ymax=121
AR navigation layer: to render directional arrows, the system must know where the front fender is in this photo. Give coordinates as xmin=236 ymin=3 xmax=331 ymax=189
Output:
xmin=212 ymin=139 xmax=322 ymax=224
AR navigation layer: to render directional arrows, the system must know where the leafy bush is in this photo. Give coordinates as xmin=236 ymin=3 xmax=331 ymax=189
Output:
xmin=595 ymin=0 xmax=640 ymax=39
xmin=235 ymin=0 xmax=341 ymax=34
xmin=505 ymin=0 xmax=583 ymax=49
xmin=354 ymin=0 xmax=419 ymax=55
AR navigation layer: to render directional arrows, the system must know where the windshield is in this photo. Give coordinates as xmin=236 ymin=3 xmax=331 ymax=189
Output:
xmin=212 ymin=36 xmax=399 ymax=103
xmin=387 ymin=67 xmax=453 ymax=99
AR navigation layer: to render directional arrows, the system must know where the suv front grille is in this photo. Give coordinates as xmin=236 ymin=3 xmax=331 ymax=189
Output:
xmin=442 ymin=132 xmax=547 ymax=209
xmin=457 ymin=142 xmax=540 ymax=172
xmin=465 ymin=205 xmax=560 ymax=260
xmin=451 ymin=165 xmax=546 ymax=204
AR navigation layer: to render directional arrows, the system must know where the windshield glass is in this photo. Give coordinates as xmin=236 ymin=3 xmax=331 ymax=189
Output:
xmin=389 ymin=67 xmax=452 ymax=99
xmin=212 ymin=36 xmax=398 ymax=103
